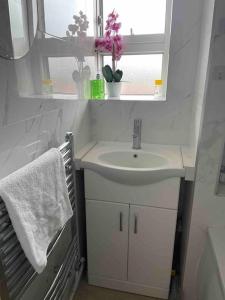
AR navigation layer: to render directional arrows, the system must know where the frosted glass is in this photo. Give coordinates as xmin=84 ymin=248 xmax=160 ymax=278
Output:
xmin=103 ymin=0 xmax=167 ymax=35
xmin=44 ymin=0 xmax=94 ymax=37
xmin=48 ymin=57 xmax=95 ymax=94
xmin=104 ymin=54 xmax=163 ymax=95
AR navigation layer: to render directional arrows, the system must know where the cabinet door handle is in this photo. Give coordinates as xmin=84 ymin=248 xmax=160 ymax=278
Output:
xmin=119 ymin=212 xmax=123 ymax=232
xmin=134 ymin=215 xmax=138 ymax=234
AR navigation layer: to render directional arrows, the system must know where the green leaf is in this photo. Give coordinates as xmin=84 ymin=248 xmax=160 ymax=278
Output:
xmin=113 ymin=69 xmax=123 ymax=82
xmin=102 ymin=65 xmax=113 ymax=82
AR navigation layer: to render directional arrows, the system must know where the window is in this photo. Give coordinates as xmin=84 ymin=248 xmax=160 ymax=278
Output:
xmin=97 ymin=0 xmax=173 ymax=98
xmin=103 ymin=0 xmax=167 ymax=35
xmin=35 ymin=0 xmax=95 ymax=96
xmin=49 ymin=56 xmax=95 ymax=94
xmin=43 ymin=0 xmax=94 ymax=37
xmin=104 ymin=54 xmax=163 ymax=95
xmin=36 ymin=0 xmax=172 ymax=99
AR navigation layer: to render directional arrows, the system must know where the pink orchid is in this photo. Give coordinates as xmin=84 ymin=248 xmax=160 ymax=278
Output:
xmin=95 ymin=10 xmax=124 ymax=72
xmin=105 ymin=30 xmax=112 ymax=37
xmin=108 ymin=10 xmax=118 ymax=20
xmin=111 ymin=22 xmax=121 ymax=32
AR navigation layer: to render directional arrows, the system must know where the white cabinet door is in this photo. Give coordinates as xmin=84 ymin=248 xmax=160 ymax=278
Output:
xmin=86 ymin=200 xmax=129 ymax=281
xmin=128 ymin=205 xmax=177 ymax=291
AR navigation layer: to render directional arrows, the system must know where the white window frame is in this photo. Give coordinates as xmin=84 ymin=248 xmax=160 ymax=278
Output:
xmin=95 ymin=0 xmax=173 ymax=99
xmin=35 ymin=0 xmax=173 ymax=99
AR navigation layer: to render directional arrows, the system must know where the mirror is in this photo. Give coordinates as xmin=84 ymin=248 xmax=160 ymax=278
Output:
xmin=0 ymin=0 xmax=38 ymax=60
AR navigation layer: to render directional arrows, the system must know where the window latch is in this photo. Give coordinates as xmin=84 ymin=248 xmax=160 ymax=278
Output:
xmin=97 ymin=15 xmax=102 ymax=26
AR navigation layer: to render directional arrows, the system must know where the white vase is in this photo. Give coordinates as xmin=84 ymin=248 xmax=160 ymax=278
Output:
xmin=106 ymin=82 xmax=122 ymax=98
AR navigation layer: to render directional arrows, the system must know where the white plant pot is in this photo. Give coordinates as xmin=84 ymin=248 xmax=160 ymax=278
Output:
xmin=106 ymin=82 xmax=122 ymax=98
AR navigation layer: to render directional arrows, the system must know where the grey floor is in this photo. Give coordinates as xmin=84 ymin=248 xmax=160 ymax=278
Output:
xmin=74 ymin=279 xmax=159 ymax=300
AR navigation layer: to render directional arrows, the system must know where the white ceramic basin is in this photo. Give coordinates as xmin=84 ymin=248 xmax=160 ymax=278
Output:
xmin=99 ymin=151 xmax=167 ymax=169
xmin=80 ymin=142 xmax=184 ymax=185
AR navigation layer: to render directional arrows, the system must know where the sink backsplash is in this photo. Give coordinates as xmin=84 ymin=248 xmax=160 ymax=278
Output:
xmin=90 ymin=100 xmax=191 ymax=145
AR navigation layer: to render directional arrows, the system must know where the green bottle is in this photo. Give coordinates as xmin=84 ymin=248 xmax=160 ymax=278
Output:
xmin=91 ymin=74 xmax=105 ymax=100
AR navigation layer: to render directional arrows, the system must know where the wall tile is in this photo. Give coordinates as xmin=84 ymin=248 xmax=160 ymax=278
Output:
xmin=90 ymin=0 xmax=204 ymax=147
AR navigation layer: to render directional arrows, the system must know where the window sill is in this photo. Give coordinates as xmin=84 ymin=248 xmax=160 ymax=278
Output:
xmin=89 ymin=95 xmax=166 ymax=102
xmin=20 ymin=93 xmax=166 ymax=102
xmin=20 ymin=93 xmax=79 ymax=101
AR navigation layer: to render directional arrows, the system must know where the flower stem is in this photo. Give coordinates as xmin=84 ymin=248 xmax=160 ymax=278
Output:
xmin=112 ymin=44 xmax=116 ymax=73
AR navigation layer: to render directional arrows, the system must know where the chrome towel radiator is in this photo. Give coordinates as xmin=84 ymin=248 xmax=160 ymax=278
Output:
xmin=0 ymin=132 xmax=84 ymax=300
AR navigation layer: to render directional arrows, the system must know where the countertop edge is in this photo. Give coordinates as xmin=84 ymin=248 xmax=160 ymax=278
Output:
xmin=75 ymin=141 xmax=97 ymax=170
xmin=181 ymin=146 xmax=196 ymax=181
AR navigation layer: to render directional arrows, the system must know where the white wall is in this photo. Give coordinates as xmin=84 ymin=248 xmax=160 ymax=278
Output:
xmin=90 ymin=0 xmax=204 ymax=146
xmin=180 ymin=0 xmax=215 ymax=290
xmin=0 ymin=39 xmax=91 ymax=180
xmin=189 ymin=0 xmax=215 ymax=160
xmin=182 ymin=0 xmax=225 ymax=298
xmin=0 ymin=61 xmax=90 ymax=178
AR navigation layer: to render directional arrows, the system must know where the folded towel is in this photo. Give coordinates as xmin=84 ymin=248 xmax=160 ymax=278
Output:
xmin=0 ymin=148 xmax=73 ymax=273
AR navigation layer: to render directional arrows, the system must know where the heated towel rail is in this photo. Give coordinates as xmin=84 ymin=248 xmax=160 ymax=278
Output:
xmin=0 ymin=132 xmax=84 ymax=300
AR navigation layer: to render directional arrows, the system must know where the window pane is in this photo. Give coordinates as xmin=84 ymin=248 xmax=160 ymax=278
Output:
xmin=104 ymin=54 xmax=163 ymax=95
xmin=44 ymin=0 xmax=94 ymax=37
xmin=103 ymin=0 xmax=166 ymax=35
xmin=48 ymin=57 xmax=95 ymax=94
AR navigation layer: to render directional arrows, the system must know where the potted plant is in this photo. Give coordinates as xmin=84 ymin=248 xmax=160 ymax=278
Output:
xmin=95 ymin=10 xmax=124 ymax=98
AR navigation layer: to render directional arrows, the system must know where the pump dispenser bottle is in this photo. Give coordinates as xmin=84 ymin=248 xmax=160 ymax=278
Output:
xmin=91 ymin=73 xmax=105 ymax=99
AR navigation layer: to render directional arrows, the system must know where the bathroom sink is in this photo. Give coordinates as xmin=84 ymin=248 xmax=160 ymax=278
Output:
xmin=99 ymin=151 xmax=167 ymax=169
xmin=80 ymin=142 xmax=184 ymax=185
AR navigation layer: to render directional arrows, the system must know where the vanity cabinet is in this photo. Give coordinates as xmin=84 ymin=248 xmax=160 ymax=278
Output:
xmin=85 ymin=170 xmax=180 ymax=299
xmin=128 ymin=205 xmax=177 ymax=289
xmin=86 ymin=200 xmax=129 ymax=281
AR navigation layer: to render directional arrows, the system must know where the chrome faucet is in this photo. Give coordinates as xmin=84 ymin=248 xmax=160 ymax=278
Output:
xmin=132 ymin=119 xmax=142 ymax=149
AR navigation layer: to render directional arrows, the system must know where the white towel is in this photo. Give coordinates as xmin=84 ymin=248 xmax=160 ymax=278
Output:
xmin=0 ymin=148 xmax=73 ymax=274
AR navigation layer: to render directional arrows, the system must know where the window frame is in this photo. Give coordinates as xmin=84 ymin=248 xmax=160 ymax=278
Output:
xmin=36 ymin=0 xmax=173 ymax=99
xmin=95 ymin=0 xmax=173 ymax=99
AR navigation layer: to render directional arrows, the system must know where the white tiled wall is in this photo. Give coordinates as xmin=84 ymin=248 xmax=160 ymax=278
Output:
xmin=189 ymin=0 xmax=215 ymax=161
xmin=90 ymin=0 xmax=205 ymax=147
xmin=182 ymin=0 xmax=225 ymax=298
xmin=0 ymin=56 xmax=91 ymax=180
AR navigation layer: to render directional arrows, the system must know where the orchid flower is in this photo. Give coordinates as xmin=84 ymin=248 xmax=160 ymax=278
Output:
xmin=95 ymin=10 xmax=124 ymax=72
